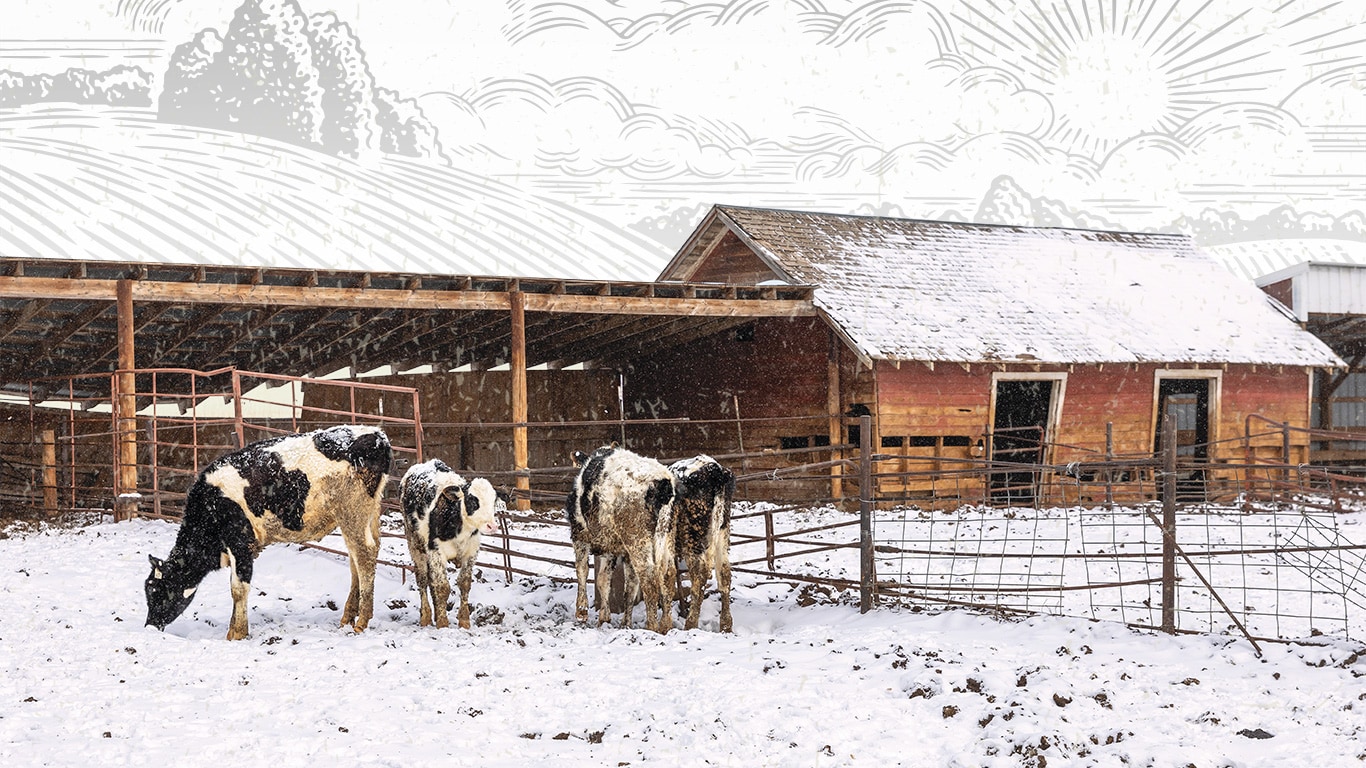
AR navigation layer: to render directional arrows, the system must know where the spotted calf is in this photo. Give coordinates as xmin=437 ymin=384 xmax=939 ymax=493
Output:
xmin=399 ymin=460 xmax=499 ymax=629
xmin=669 ymin=455 xmax=735 ymax=632
xmin=145 ymin=425 xmax=392 ymax=640
xmin=566 ymin=444 xmax=676 ymax=633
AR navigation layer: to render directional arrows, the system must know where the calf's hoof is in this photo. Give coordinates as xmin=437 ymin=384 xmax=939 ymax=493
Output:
xmin=458 ymin=617 xmax=471 ymax=630
xmin=435 ymin=616 xmax=450 ymax=629
xmin=226 ymin=627 xmax=248 ymax=641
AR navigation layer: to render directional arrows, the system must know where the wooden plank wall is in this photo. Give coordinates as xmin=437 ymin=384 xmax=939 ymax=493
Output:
xmin=873 ymin=362 xmax=1315 ymax=504
xmin=624 ymin=316 xmax=834 ymax=501
xmin=688 ymin=231 xmax=779 ymax=284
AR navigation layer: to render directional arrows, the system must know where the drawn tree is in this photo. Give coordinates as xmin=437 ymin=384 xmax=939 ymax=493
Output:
xmin=0 ymin=71 xmax=47 ymax=106
xmin=307 ymin=12 xmax=379 ymax=158
xmin=160 ymin=29 xmax=224 ymax=125
xmin=375 ymin=87 xmax=443 ymax=160
xmin=215 ymin=0 xmax=325 ymax=148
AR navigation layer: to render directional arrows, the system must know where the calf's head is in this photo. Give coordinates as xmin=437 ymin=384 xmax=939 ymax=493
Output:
xmin=144 ymin=554 xmax=199 ymax=631
xmin=463 ymin=477 xmax=500 ymax=536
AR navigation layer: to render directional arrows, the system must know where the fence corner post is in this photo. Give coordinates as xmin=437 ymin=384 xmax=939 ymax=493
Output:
xmin=1161 ymin=411 xmax=1177 ymax=634
xmin=859 ymin=413 xmax=876 ymax=613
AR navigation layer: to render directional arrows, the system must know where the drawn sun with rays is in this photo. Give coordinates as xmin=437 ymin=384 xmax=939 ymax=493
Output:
xmin=951 ymin=0 xmax=1301 ymax=159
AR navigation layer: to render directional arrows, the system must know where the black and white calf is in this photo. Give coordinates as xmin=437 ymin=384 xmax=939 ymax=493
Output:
xmin=566 ymin=444 xmax=676 ymax=633
xmin=144 ymin=425 xmax=392 ymax=640
xmin=669 ymin=455 xmax=735 ymax=632
xmin=399 ymin=460 xmax=499 ymax=629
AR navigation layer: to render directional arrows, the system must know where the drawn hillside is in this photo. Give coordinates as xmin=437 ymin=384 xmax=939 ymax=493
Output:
xmin=0 ymin=107 xmax=668 ymax=279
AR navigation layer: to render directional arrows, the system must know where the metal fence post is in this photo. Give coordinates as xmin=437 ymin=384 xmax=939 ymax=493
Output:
xmin=1161 ymin=411 xmax=1177 ymax=634
xmin=859 ymin=414 xmax=876 ymax=613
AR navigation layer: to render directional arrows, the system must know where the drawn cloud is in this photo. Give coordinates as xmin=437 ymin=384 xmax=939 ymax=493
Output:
xmin=503 ymin=0 xmax=961 ymax=53
xmin=421 ymin=75 xmax=758 ymax=179
xmin=1281 ymin=64 xmax=1366 ymax=127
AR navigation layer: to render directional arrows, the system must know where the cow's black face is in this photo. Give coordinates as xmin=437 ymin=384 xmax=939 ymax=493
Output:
xmin=144 ymin=555 xmax=198 ymax=631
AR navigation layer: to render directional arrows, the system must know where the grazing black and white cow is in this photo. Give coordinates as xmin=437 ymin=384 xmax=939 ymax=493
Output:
xmin=566 ymin=444 xmax=676 ymax=633
xmin=144 ymin=425 xmax=392 ymax=640
xmin=399 ymin=459 xmax=499 ymax=629
xmin=669 ymin=455 xmax=735 ymax=632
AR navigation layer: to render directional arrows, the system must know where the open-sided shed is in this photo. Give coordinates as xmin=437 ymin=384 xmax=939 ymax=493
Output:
xmin=0 ymin=257 xmax=816 ymax=513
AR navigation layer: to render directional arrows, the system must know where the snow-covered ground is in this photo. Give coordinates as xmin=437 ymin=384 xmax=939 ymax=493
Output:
xmin=1 ymin=509 xmax=1362 ymax=767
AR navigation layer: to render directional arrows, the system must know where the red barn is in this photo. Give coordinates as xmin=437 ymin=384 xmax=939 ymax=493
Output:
xmin=631 ymin=205 xmax=1342 ymax=504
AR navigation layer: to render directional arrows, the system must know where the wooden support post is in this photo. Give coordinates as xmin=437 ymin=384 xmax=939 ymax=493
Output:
xmin=41 ymin=429 xmax=57 ymax=515
xmin=827 ymin=331 xmax=843 ymax=505
xmin=859 ymin=414 xmax=876 ymax=613
xmin=1160 ymin=411 xmax=1177 ymax=634
xmin=510 ymin=290 xmax=530 ymax=512
xmin=1281 ymin=421 xmax=1292 ymax=484
xmin=1104 ymin=422 xmax=1114 ymax=508
xmin=114 ymin=279 xmax=139 ymax=522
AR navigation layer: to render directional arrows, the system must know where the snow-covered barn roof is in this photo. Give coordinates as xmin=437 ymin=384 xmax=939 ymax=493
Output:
xmin=662 ymin=205 xmax=1342 ymax=368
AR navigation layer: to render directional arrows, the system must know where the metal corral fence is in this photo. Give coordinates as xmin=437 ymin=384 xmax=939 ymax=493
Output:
xmin=5 ymin=381 xmax=1366 ymax=648
xmin=864 ymin=414 xmax=1366 ymax=651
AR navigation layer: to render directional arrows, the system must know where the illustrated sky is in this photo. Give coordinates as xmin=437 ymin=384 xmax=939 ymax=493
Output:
xmin=8 ymin=0 xmax=1366 ymax=253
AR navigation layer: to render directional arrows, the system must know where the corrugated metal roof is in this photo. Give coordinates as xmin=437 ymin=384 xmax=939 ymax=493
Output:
xmin=673 ymin=206 xmax=1341 ymax=367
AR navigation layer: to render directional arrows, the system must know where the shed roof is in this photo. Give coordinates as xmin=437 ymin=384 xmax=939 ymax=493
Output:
xmin=662 ymin=206 xmax=1342 ymax=368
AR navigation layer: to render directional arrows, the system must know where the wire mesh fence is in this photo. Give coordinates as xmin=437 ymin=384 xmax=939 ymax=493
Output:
xmin=4 ymin=379 xmax=1365 ymax=646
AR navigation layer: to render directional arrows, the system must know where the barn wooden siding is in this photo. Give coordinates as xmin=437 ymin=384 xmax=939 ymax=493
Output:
xmin=621 ymin=316 xmax=842 ymax=501
xmin=872 ymin=362 xmax=1312 ymax=503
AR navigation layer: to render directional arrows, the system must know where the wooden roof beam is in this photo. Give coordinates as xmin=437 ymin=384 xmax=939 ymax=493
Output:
xmin=147 ymin=305 xmax=233 ymax=364
xmin=526 ymin=313 xmax=646 ymax=353
xmin=321 ymin=308 xmax=467 ymax=377
xmin=246 ymin=308 xmax=355 ymax=374
xmin=0 ymin=277 xmax=813 ymax=316
xmin=0 ymin=302 xmax=113 ymax=382
xmin=0 ymin=299 xmax=52 ymax=344
xmin=384 ymin=313 xmax=512 ymax=374
xmin=547 ymin=316 xmax=687 ymax=366
xmin=596 ymin=317 xmax=757 ymax=368
xmin=88 ymin=302 xmax=174 ymax=368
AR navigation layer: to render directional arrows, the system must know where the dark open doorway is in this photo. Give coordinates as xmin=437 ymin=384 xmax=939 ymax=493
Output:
xmin=1154 ymin=377 xmax=1212 ymax=499
xmin=991 ymin=379 xmax=1055 ymax=505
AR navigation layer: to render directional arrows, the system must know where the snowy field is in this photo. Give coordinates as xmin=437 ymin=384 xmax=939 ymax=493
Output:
xmin=1 ymin=508 xmax=1363 ymax=767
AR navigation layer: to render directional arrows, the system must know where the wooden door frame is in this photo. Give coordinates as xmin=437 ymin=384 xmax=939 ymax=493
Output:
xmin=1150 ymin=369 xmax=1222 ymax=459
xmin=988 ymin=371 xmax=1068 ymax=466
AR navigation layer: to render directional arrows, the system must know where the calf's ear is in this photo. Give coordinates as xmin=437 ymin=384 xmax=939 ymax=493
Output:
xmin=571 ymin=450 xmax=588 ymax=468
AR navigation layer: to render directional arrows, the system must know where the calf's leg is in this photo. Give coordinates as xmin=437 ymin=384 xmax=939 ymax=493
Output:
xmin=341 ymin=516 xmax=381 ymax=632
xmin=685 ymin=554 xmax=706 ymax=631
xmin=405 ymin=537 xmax=434 ymax=626
xmin=573 ymin=541 xmax=591 ymax=624
xmin=226 ymin=549 xmax=253 ymax=641
xmin=594 ymin=553 xmax=614 ymax=627
xmin=716 ymin=541 xmax=733 ymax=633
xmin=456 ymin=558 xmax=474 ymax=630
xmin=430 ymin=553 xmax=453 ymax=629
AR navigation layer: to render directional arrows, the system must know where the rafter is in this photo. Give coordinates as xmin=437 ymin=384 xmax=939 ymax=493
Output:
xmin=596 ymin=317 xmax=755 ymax=368
xmin=0 ymin=299 xmax=52 ymax=344
xmin=0 ymin=302 xmax=113 ymax=381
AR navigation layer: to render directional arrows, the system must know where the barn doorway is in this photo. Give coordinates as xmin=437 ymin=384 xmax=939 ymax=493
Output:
xmin=1154 ymin=377 xmax=1213 ymax=499
xmin=990 ymin=378 xmax=1058 ymax=505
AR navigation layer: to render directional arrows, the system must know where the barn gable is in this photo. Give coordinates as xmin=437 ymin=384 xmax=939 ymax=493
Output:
xmin=662 ymin=205 xmax=1343 ymax=369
